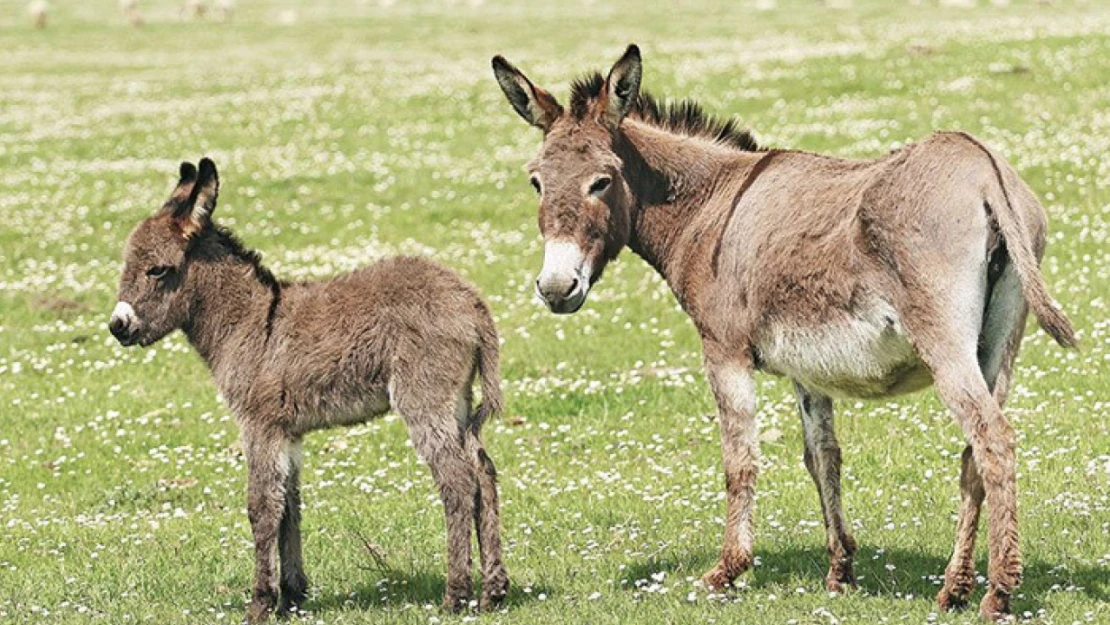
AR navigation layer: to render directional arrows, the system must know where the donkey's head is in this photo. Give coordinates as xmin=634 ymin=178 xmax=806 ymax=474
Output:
xmin=492 ymin=45 xmax=643 ymax=314
xmin=109 ymin=158 xmax=219 ymax=347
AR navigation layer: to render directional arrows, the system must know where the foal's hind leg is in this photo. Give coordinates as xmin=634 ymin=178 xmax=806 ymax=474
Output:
xmin=938 ymin=265 xmax=1028 ymax=613
xmin=794 ymin=383 xmax=857 ymax=593
xmin=466 ymin=429 xmax=508 ymax=610
xmin=395 ymin=387 xmax=477 ymax=613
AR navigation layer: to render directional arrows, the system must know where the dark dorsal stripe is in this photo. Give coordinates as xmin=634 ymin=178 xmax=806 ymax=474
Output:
xmin=711 ymin=150 xmax=782 ymax=275
xmin=263 ymin=280 xmax=282 ymax=343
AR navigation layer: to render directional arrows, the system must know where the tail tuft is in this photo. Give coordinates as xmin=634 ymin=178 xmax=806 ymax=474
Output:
xmin=1037 ymin=300 xmax=1078 ymax=349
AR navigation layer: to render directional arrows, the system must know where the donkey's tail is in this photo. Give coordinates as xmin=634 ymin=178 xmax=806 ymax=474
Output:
xmin=958 ymin=132 xmax=1078 ymax=348
xmin=472 ymin=308 xmax=504 ymax=429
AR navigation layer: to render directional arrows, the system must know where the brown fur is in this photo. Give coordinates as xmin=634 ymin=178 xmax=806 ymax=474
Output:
xmin=493 ymin=44 xmax=1077 ymax=620
xmin=110 ymin=159 xmax=508 ymax=621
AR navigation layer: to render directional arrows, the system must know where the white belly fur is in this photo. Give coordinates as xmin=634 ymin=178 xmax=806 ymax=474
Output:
xmin=755 ymin=299 xmax=932 ymax=399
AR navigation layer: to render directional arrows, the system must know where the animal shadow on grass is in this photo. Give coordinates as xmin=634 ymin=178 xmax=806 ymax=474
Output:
xmin=624 ymin=545 xmax=1108 ymax=613
xmin=307 ymin=569 xmax=549 ymax=613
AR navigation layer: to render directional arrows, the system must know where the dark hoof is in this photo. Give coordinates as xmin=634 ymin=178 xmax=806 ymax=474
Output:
xmin=979 ymin=589 xmax=1012 ymax=622
xmin=277 ymin=594 xmax=306 ymax=618
xmin=278 ymin=578 xmax=308 ymax=617
xmin=246 ymin=588 xmax=278 ymax=624
xmin=246 ymin=602 xmax=274 ymax=624
xmin=936 ymin=586 xmax=971 ymax=612
xmin=479 ymin=574 xmax=508 ymax=611
xmin=701 ymin=565 xmax=739 ymax=591
xmin=825 ymin=574 xmax=856 ymax=594
xmin=442 ymin=592 xmax=471 ymax=614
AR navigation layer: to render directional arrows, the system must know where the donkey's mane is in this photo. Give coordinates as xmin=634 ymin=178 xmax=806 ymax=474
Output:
xmin=203 ymin=225 xmax=284 ymax=289
xmin=568 ymin=72 xmax=761 ymax=152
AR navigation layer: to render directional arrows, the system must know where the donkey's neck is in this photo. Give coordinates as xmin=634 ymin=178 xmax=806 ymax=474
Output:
xmin=618 ymin=120 xmax=758 ymax=301
xmin=182 ymin=234 xmax=280 ymax=401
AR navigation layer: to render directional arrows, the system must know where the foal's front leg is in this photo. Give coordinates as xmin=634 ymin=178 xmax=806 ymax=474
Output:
xmin=278 ymin=440 xmax=309 ymax=615
xmin=702 ymin=356 xmax=759 ymax=589
xmin=243 ymin=427 xmax=291 ymax=624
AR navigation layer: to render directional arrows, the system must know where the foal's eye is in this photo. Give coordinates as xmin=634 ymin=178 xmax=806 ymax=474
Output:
xmin=529 ymin=176 xmax=542 ymax=195
xmin=147 ymin=265 xmax=172 ymax=280
xmin=588 ymin=176 xmax=612 ymax=196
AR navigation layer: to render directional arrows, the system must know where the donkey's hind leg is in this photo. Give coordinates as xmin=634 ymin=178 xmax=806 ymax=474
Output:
xmin=396 ymin=386 xmax=477 ymax=613
xmin=466 ymin=427 xmax=508 ymax=610
xmin=794 ymin=383 xmax=857 ymax=593
xmin=938 ymin=262 xmax=1028 ymax=612
xmin=937 ymin=445 xmax=985 ymax=611
xmin=931 ymin=360 xmax=1019 ymax=622
xmin=457 ymin=384 xmax=508 ymax=611
xmin=907 ymin=310 xmax=1022 ymax=620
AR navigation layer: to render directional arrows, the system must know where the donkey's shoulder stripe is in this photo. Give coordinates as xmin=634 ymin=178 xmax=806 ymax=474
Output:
xmin=710 ymin=149 xmax=782 ymax=276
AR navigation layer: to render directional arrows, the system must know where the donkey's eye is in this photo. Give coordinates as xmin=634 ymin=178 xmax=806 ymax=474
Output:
xmin=147 ymin=265 xmax=172 ymax=280
xmin=588 ymin=176 xmax=612 ymax=196
xmin=529 ymin=176 xmax=542 ymax=195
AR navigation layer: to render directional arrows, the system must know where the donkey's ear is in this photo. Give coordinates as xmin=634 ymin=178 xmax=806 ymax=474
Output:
xmin=166 ymin=161 xmax=198 ymax=207
xmin=174 ymin=157 xmax=218 ymax=238
xmin=492 ymin=55 xmax=563 ymax=131
xmin=601 ymin=44 xmax=642 ymax=126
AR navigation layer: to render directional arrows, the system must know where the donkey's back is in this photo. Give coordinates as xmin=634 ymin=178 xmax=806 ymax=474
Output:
xmin=718 ymin=131 xmax=1074 ymax=399
xmin=271 ymin=256 xmax=501 ymax=434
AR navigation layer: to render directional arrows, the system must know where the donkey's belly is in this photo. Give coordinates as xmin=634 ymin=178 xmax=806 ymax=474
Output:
xmin=754 ymin=302 xmax=933 ymax=399
xmin=296 ymin=388 xmax=391 ymax=434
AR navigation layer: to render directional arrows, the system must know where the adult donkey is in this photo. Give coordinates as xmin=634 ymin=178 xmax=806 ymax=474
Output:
xmin=492 ymin=45 xmax=1076 ymax=620
xmin=109 ymin=159 xmax=508 ymax=621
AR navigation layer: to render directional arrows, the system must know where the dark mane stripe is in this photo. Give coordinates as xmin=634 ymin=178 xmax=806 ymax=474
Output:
xmin=192 ymin=225 xmax=284 ymax=290
xmin=568 ymin=71 xmax=761 ymax=152
xmin=569 ymin=73 xmax=606 ymax=119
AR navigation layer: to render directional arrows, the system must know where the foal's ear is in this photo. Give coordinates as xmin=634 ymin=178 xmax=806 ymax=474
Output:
xmin=167 ymin=161 xmax=198 ymax=206
xmin=173 ymin=157 xmax=219 ymax=239
xmin=601 ymin=44 xmax=642 ymax=126
xmin=492 ymin=55 xmax=563 ymax=131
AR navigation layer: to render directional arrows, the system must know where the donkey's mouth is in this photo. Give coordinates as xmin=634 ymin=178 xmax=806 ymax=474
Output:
xmin=545 ymin=290 xmax=587 ymax=314
xmin=114 ymin=333 xmax=153 ymax=348
xmin=114 ymin=335 xmax=139 ymax=347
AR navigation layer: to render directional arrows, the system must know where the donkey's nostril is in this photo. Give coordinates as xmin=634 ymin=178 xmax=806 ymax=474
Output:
xmin=108 ymin=317 xmax=131 ymax=342
xmin=564 ymin=278 xmax=579 ymax=297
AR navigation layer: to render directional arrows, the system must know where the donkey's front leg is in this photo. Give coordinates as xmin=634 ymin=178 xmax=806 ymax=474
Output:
xmin=702 ymin=355 xmax=759 ymax=590
xmin=278 ymin=440 xmax=309 ymax=615
xmin=243 ymin=427 xmax=291 ymax=624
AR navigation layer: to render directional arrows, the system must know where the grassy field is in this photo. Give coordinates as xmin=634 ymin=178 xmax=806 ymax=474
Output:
xmin=2 ymin=1 xmax=1109 ymax=623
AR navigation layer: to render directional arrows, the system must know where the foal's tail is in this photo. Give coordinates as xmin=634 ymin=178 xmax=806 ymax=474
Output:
xmin=958 ymin=132 xmax=1078 ymax=349
xmin=472 ymin=308 xmax=504 ymax=430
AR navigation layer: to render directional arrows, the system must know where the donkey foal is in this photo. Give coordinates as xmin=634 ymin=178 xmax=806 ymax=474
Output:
xmin=110 ymin=159 xmax=508 ymax=621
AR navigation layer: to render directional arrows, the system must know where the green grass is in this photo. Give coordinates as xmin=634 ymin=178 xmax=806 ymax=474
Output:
xmin=2 ymin=1 xmax=1108 ymax=623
